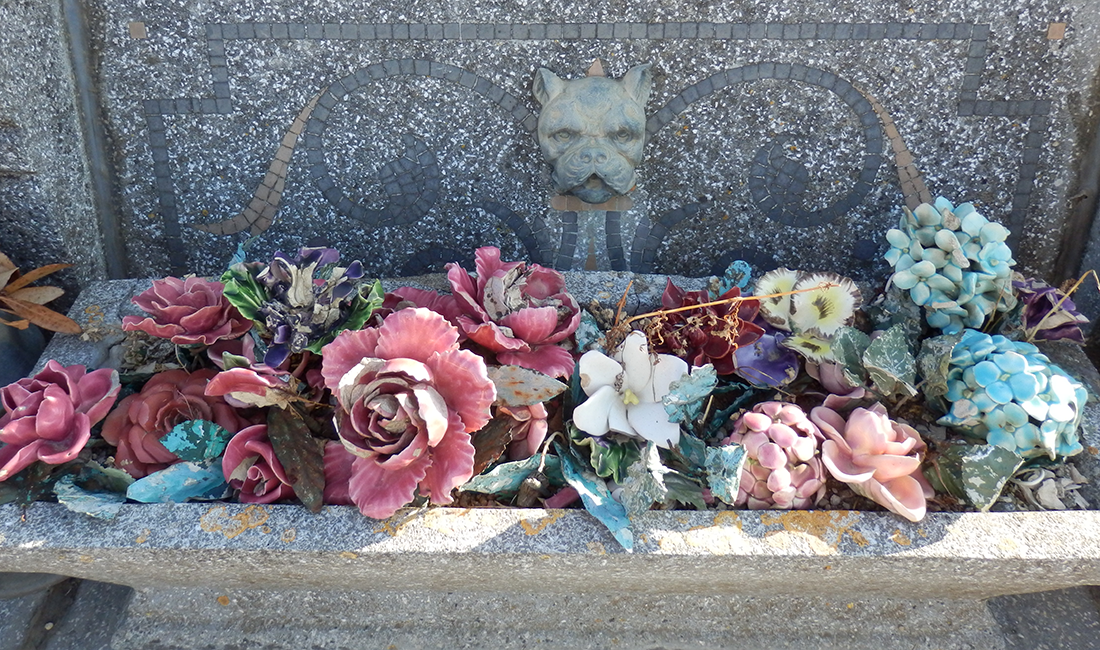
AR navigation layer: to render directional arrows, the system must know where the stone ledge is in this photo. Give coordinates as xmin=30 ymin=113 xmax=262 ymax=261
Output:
xmin=2 ymin=503 xmax=1100 ymax=599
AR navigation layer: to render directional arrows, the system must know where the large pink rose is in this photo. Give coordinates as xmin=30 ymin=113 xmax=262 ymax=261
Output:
xmin=123 ymin=276 xmax=252 ymax=346
xmin=222 ymin=424 xmax=296 ymax=504
xmin=100 ymin=368 xmax=252 ymax=478
xmin=0 ymin=361 xmax=120 ymax=481
xmin=447 ymin=246 xmax=580 ymax=378
xmin=321 ymin=308 xmax=496 ymax=518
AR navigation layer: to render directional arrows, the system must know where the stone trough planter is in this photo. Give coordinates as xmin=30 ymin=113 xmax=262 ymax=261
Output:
xmin=2 ymin=276 xmax=1100 ymax=600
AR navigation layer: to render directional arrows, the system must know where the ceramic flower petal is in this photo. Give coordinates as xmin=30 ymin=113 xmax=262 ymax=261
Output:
xmin=625 ymin=401 xmax=680 ymax=448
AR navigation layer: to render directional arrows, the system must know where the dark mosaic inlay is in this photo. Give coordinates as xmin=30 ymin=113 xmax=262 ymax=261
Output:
xmin=141 ymin=21 xmax=1051 ymax=275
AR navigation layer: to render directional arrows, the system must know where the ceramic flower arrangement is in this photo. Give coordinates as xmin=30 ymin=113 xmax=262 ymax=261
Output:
xmin=0 ymin=199 xmax=1094 ymax=549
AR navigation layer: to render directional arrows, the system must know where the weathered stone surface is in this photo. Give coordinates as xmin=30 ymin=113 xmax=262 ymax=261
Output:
xmin=3 ymin=502 xmax=1100 ymax=600
xmin=0 ymin=0 xmax=105 ymax=292
xmin=110 ymin=587 xmax=1007 ymax=650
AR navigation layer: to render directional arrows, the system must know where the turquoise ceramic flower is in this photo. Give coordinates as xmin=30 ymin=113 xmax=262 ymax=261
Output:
xmin=937 ymin=329 xmax=1086 ymax=460
xmin=884 ymin=197 xmax=1017 ymax=333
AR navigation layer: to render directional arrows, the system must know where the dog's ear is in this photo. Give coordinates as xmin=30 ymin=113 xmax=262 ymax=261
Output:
xmin=621 ymin=63 xmax=653 ymax=106
xmin=533 ymin=68 xmax=566 ymax=106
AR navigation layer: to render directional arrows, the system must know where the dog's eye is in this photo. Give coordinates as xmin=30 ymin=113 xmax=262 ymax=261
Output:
xmin=613 ymin=129 xmax=635 ymax=142
xmin=552 ymin=130 xmax=574 ymax=142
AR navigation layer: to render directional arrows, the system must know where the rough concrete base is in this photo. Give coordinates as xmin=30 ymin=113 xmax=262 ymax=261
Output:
xmin=112 ymin=588 xmax=1007 ymax=650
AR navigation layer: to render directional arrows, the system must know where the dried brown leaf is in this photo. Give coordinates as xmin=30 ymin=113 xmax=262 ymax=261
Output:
xmin=469 ymin=416 xmax=515 ymax=477
xmin=266 ymin=407 xmax=326 ymax=513
xmin=8 ymin=286 xmax=64 ymax=305
xmin=0 ymin=317 xmax=30 ymax=330
xmin=0 ymin=295 xmax=81 ymax=334
xmin=4 ymin=264 xmax=71 ymax=293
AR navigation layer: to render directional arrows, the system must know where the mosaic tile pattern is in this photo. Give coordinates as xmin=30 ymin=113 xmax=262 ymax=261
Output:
xmin=132 ymin=18 xmax=1063 ymax=277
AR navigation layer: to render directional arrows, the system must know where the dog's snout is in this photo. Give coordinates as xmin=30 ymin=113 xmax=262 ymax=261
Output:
xmin=578 ymin=148 xmax=609 ymax=165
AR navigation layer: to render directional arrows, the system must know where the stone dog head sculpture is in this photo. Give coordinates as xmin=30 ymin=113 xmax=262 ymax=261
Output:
xmin=533 ymin=63 xmax=652 ymax=205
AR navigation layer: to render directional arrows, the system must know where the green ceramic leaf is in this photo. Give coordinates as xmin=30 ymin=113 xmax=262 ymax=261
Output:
xmin=220 ymin=262 xmax=267 ymax=322
xmin=53 ymin=475 xmax=127 ymax=520
xmin=461 ymin=455 xmax=565 ymax=496
xmin=924 ymin=444 xmax=1025 ymax=511
xmin=571 ymin=427 xmax=642 ymax=484
xmin=487 ymin=365 xmax=567 ymax=407
xmin=556 ymin=442 xmax=633 ymax=551
xmin=161 ymin=419 xmax=232 ymax=462
xmin=306 ymin=280 xmax=385 ymax=355
xmin=575 ymin=311 xmax=604 ymax=353
xmin=831 ymin=326 xmax=871 ymax=386
xmin=126 ymin=459 xmax=227 ymax=503
xmin=705 ymin=444 xmax=747 ymax=505
xmin=917 ymin=332 xmax=964 ymax=402
xmin=266 ymin=407 xmax=326 ymax=513
xmin=663 ymin=364 xmax=717 ymax=424
xmin=863 ymin=323 xmax=918 ymax=398
xmin=619 ymin=443 xmax=670 ymax=520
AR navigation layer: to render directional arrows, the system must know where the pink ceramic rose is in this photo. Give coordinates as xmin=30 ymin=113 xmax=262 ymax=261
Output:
xmin=447 ymin=246 xmax=580 ymax=378
xmin=123 ymin=276 xmax=253 ymax=346
xmin=0 ymin=361 xmax=120 ymax=481
xmin=100 ymin=368 xmax=252 ymax=478
xmin=810 ymin=403 xmax=935 ymax=522
xmin=321 ymin=308 xmax=496 ymax=519
xmin=222 ymin=424 xmax=296 ymax=504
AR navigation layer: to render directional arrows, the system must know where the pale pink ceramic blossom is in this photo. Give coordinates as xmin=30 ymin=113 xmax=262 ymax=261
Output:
xmin=810 ymin=404 xmax=935 ymax=522
xmin=499 ymin=402 xmax=549 ymax=460
xmin=321 ymin=307 xmax=496 ymax=519
xmin=222 ymin=424 xmax=296 ymax=503
xmin=123 ymin=276 xmax=252 ymax=346
xmin=0 ymin=361 xmax=120 ymax=481
xmin=806 ymin=361 xmax=869 ymax=410
xmin=722 ymin=401 xmax=826 ymax=509
xmin=447 ymin=246 xmax=580 ymax=378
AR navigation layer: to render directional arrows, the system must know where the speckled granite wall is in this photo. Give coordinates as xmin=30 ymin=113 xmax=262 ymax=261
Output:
xmin=13 ymin=0 xmax=1100 ymax=283
xmin=0 ymin=1 xmax=104 ymax=297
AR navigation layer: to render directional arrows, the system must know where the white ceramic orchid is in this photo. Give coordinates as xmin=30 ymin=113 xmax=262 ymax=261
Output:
xmin=573 ymin=330 xmax=689 ymax=448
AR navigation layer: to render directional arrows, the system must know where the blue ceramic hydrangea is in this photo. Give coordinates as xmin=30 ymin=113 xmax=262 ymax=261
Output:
xmin=885 ymin=197 xmax=1017 ymax=334
xmin=937 ymin=329 xmax=1086 ymax=460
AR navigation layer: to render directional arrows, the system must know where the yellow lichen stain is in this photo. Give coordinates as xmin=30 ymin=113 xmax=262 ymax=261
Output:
xmin=280 ymin=528 xmax=297 ymax=544
xmin=260 ymin=526 xmax=271 ymax=534
xmin=83 ymin=305 xmax=105 ymax=326
xmin=339 ymin=551 xmax=358 ymax=560
xmin=135 ymin=529 xmax=150 ymax=544
xmin=216 ymin=596 xmax=230 ymax=606
xmin=78 ymin=555 xmax=94 ymax=564
xmin=520 ymin=510 xmax=565 ymax=536
xmin=372 ymin=509 xmax=424 ymax=537
xmin=890 ymin=529 xmax=911 ymax=546
xmin=713 ymin=511 xmax=742 ymax=529
xmin=674 ymin=514 xmax=690 ymax=525
xmin=916 ymin=528 xmax=928 ymax=539
xmin=998 ymin=538 xmax=1019 ymax=553
xmin=586 ymin=541 xmax=607 ymax=555
xmin=538 ymin=554 xmax=552 ymax=561
xmin=847 ymin=603 xmax=854 ymax=609
xmin=200 ymin=505 xmax=270 ymax=540
xmin=1089 ymin=446 xmax=1099 ymax=456
xmin=759 ymin=511 xmax=870 ymax=553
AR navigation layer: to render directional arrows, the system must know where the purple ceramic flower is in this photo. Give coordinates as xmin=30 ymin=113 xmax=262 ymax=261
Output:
xmin=447 ymin=246 xmax=580 ymax=378
xmin=1013 ymin=277 xmax=1088 ymax=343
xmin=0 ymin=361 xmax=120 ymax=480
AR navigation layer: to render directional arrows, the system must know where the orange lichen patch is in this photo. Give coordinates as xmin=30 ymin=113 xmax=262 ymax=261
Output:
xmin=890 ymin=529 xmax=911 ymax=546
xmin=339 ymin=551 xmax=358 ymax=559
xmin=78 ymin=555 xmax=94 ymax=563
xmin=1088 ymin=446 xmax=1099 ymax=456
xmin=280 ymin=528 xmax=297 ymax=544
xmin=135 ymin=529 xmax=150 ymax=544
xmin=713 ymin=511 xmax=742 ymax=529
xmin=200 ymin=505 xmax=271 ymax=540
xmin=759 ymin=511 xmax=870 ymax=550
xmin=216 ymin=596 xmax=230 ymax=607
xmin=520 ymin=510 xmax=565 ymax=535
xmin=260 ymin=526 xmax=271 ymax=534
xmin=998 ymin=538 xmax=1020 ymax=554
